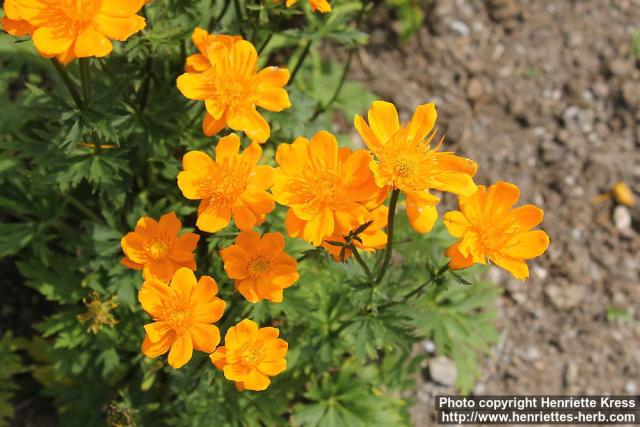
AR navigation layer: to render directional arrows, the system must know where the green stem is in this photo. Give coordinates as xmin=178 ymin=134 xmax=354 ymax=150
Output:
xmin=311 ymin=47 xmax=354 ymax=120
xmin=349 ymin=244 xmax=374 ymax=282
xmin=51 ymin=59 xmax=83 ymax=109
xmin=62 ymin=193 xmax=102 ymax=223
xmin=138 ymin=57 xmax=153 ymax=113
xmin=79 ymin=58 xmax=91 ymax=107
xmin=288 ymin=40 xmax=312 ymax=86
xmin=257 ymin=32 xmax=273 ymax=54
xmin=209 ymin=0 xmax=231 ymax=30
xmin=233 ymin=0 xmax=245 ymax=37
xmin=375 ymin=189 xmax=400 ymax=284
xmin=310 ymin=2 xmax=367 ymax=120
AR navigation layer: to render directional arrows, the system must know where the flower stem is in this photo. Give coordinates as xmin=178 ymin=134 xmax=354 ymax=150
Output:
xmin=51 ymin=59 xmax=83 ymax=109
xmin=62 ymin=193 xmax=102 ymax=223
xmin=311 ymin=47 xmax=354 ymax=120
xmin=375 ymin=189 xmax=400 ymax=284
xmin=310 ymin=2 xmax=367 ymax=120
xmin=349 ymin=244 xmax=374 ymax=282
xmin=138 ymin=57 xmax=153 ymax=113
xmin=209 ymin=0 xmax=231 ymax=30
xmin=288 ymin=39 xmax=312 ymax=86
xmin=79 ymin=58 xmax=91 ymax=107
xmin=257 ymin=32 xmax=273 ymax=55
xmin=233 ymin=0 xmax=245 ymax=37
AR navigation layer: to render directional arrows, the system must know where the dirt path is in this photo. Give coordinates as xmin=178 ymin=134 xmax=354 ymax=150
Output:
xmin=352 ymin=1 xmax=640 ymax=424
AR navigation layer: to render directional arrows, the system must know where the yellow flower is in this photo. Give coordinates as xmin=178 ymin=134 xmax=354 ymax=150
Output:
xmin=355 ymin=100 xmax=478 ymax=233
xmin=139 ymin=268 xmax=226 ymax=369
xmin=272 ymin=131 xmax=380 ymax=246
xmin=220 ymin=230 xmax=299 ymax=303
xmin=210 ymin=319 xmax=287 ymax=391
xmin=121 ymin=212 xmax=199 ymax=282
xmin=443 ymin=181 xmax=550 ymax=280
xmin=177 ymin=134 xmax=275 ymax=233
xmin=285 ymin=0 xmax=331 ymax=13
xmin=322 ymin=205 xmax=388 ymax=261
xmin=184 ymin=27 xmax=241 ymax=73
xmin=5 ymin=0 xmax=146 ymax=64
xmin=177 ymin=40 xmax=291 ymax=143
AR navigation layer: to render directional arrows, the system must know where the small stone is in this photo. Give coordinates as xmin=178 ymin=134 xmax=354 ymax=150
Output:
xmin=545 ymin=284 xmax=584 ymax=309
xmin=609 ymin=59 xmax=633 ymax=76
xmin=466 ymin=78 xmax=483 ymax=100
xmin=625 ymin=381 xmax=637 ymax=394
xmin=613 ymin=205 xmax=632 ymax=234
xmin=564 ymin=362 xmax=579 ymax=385
xmin=429 ymin=356 xmax=457 ymax=386
xmin=533 ymin=265 xmax=548 ymax=280
xmin=450 ymin=20 xmax=470 ymax=36
xmin=423 ymin=340 xmax=436 ymax=353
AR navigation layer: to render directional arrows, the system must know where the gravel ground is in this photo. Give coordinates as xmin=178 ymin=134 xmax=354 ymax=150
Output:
xmin=351 ymin=0 xmax=640 ymax=424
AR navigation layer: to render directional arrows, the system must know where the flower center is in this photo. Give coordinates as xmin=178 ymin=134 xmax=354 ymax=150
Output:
xmin=308 ymin=170 xmax=339 ymax=202
xmin=60 ymin=0 xmax=102 ymax=21
xmin=213 ymin=78 xmax=254 ymax=109
xmin=392 ymin=157 xmax=415 ymax=177
xmin=198 ymin=159 xmax=251 ymax=206
xmin=148 ymin=240 xmax=169 ymax=259
xmin=474 ymin=215 xmax=517 ymax=252
xmin=247 ymin=256 xmax=271 ymax=277
xmin=238 ymin=343 xmax=264 ymax=368
xmin=163 ymin=299 xmax=194 ymax=335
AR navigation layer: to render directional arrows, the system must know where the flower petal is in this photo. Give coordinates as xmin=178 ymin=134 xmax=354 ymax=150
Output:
xmin=74 ymin=25 xmax=113 ymax=58
xmin=159 ymin=212 xmax=181 ymax=236
xmin=32 ymin=25 xmax=75 ymax=56
xmin=193 ymin=298 xmax=226 ymax=323
xmin=367 ymin=101 xmax=400 ymax=144
xmin=138 ymin=278 xmax=172 ymax=318
xmin=406 ymin=191 xmax=439 ymax=234
xmin=229 ymin=40 xmax=258 ymax=77
xmin=202 ymin=112 xmax=227 ymax=137
xmin=443 ymin=210 xmax=470 ymax=238
xmin=512 ymin=204 xmax=544 ymax=231
xmin=192 ymin=275 xmax=219 ymax=303
xmin=190 ymin=323 xmax=221 ymax=353
xmin=406 ymin=102 xmax=437 ymax=144
xmin=242 ymin=370 xmax=270 ymax=391
xmin=94 ymin=13 xmax=145 ymax=41
xmin=141 ymin=331 xmax=174 ymax=358
xmin=168 ymin=333 xmax=193 ymax=369
xmin=227 ymin=108 xmax=270 ymax=143
xmin=215 ymin=133 xmax=241 ymax=160
xmin=177 ymin=72 xmax=211 ymax=101
xmin=445 ymin=242 xmax=474 ymax=270
xmin=169 ymin=267 xmax=197 ymax=298
xmin=490 ymin=252 xmax=529 ymax=280
xmin=501 ymin=230 xmax=550 ymax=260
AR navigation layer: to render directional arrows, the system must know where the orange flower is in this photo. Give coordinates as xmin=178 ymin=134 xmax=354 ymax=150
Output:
xmin=355 ymin=101 xmax=478 ymax=234
xmin=5 ymin=0 xmax=146 ymax=64
xmin=272 ymin=131 xmax=380 ymax=246
xmin=184 ymin=27 xmax=241 ymax=73
xmin=322 ymin=205 xmax=388 ymax=261
xmin=443 ymin=181 xmax=550 ymax=280
xmin=210 ymin=319 xmax=287 ymax=391
xmin=121 ymin=212 xmax=199 ymax=282
xmin=220 ymin=230 xmax=299 ymax=303
xmin=139 ymin=268 xmax=226 ymax=369
xmin=177 ymin=134 xmax=275 ymax=233
xmin=285 ymin=0 xmax=331 ymax=13
xmin=177 ymin=39 xmax=290 ymax=143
